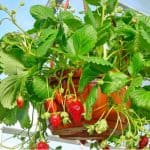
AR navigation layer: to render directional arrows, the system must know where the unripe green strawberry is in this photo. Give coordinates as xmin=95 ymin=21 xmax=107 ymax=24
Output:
xmin=95 ymin=119 xmax=108 ymax=134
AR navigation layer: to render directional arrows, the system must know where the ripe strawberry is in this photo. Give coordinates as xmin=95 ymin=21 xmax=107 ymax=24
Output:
xmin=16 ymin=96 xmax=24 ymax=109
xmin=138 ymin=135 xmax=149 ymax=149
xmin=67 ymin=100 xmax=84 ymax=123
xmin=36 ymin=141 xmax=49 ymax=150
xmin=80 ymin=140 xmax=86 ymax=145
xmin=65 ymin=95 xmax=75 ymax=109
xmin=64 ymin=0 xmax=69 ymax=9
xmin=49 ymin=114 xmax=61 ymax=128
xmin=55 ymin=91 xmax=64 ymax=105
xmin=103 ymin=146 xmax=110 ymax=150
xmin=44 ymin=99 xmax=57 ymax=113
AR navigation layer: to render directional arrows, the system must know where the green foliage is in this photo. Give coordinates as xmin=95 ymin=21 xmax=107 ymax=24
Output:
xmin=105 ymin=0 xmax=118 ymax=14
xmin=67 ymin=25 xmax=97 ymax=55
xmin=55 ymin=146 xmax=62 ymax=150
xmin=0 ymin=50 xmax=25 ymax=75
xmin=30 ymin=5 xmax=54 ymax=20
xmin=84 ymin=5 xmax=96 ymax=29
xmin=0 ymin=103 xmax=7 ymax=122
xmin=78 ymin=60 xmax=112 ymax=92
xmin=128 ymin=52 xmax=144 ymax=76
xmin=60 ymin=11 xmax=83 ymax=31
xmin=96 ymin=21 xmax=111 ymax=46
xmin=124 ymin=76 xmax=143 ymax=102
xmin=17 ymin=102 xmax=31 ymax=128
xmin=0 ymin=74 xmax=26 ymax=109
xmin=0 ymin=103 xmax=30 ymax=127
xmin=85 ymin=0 xmax=100 ymax=6
xmin=130 ymin=88 xmax=150 ymax=111
xmin=84 ymin=85 xmax=98 ymax=120
xmin=3 ymin=108 xmax=18 ymax=125
xmin=34 ymin=29 xmax=57 ymax=57
xmin=32 ymin=76 xmax=52 ymax=100
xmin=101 ymin=71 xmax=129 ymax=94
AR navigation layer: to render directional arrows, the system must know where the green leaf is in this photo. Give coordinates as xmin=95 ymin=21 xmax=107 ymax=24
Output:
xmin=56 ymin=25 xmax=67 ymax=53
xmin=0 ymin=75 xmax=25 ymax=109
xmin=67 ymin=25 xmax=97 ymax=55
xmin=124 ymin=76 xmax=143 ymax=102
xmin=84 ymin=5 xmax=96 ymax=29
xmin=35 ymin=30 xmax=57 ymax=57
xmin=122 ymin=11 xmax=133 ymax=24
xmin=36 ymin=27 xmax=56 ymax=44
xmin=32 ymin=76 xmax=52 ymax=100
xmin=130 ymin=88 xmax=150 ymax=111
xmin=55 ymin=146 xmax=62 ymax=150
xmin=0 ymin=103 xmax=7 ymax=122
xmin=0 ymin=104 xmax=23 ymax=125
xmin=78 ymin=61 xmax=112 ymax=92
xmin=139 ymin=26 xmax=150 ymax=52
xmin=101 ymin=71 xmax=129 ymax=94
xmin=96 ymin=21 xmax=111 ymax=46
xmin=60 ymin=11 xmax=83 ymax=31
xmin=84 ymin=86 xmax=98 ymax=120
xmin=143 ymin=85 xmax=150 ymax=91
xmin=134 ymin=108 xmax=150 ymax=120
xmin=22 ymin=54 xmax=37 ymax=68
xmin=85 ymin=0 xmax=99 ymax=5
xmin=3 ymin=108 xmax=17 ymax=125
xmin=128 ymin=52 xmax=144 ymax=76
xmin=0 ymin=51 xmax=25 ymax=75
xmin=17 ymin=102 xmax=31 ymax=129
xmin=30 ymin=5 xmax=54 ymax=20
xmin=79 ymin=56 xmax=112 ymax=66
xmin=105 ymin=0 xmax=118 ymax=14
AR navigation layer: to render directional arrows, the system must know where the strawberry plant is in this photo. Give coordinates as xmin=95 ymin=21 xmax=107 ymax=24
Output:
xmin=0 ymin=0 xmax=150 ymax=149
xmin=36 ymin=141 xmax=49 ymax=150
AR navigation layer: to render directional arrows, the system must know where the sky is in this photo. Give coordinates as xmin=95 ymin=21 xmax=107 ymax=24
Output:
xmin=0 ymin=0 xmax=83 ymax=37
xmin=0 ymin=0 xmax=150 ymax=37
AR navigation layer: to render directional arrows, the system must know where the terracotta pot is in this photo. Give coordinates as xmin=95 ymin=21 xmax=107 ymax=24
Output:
xmin=92 ymin=87 xmax=131 ymax=121
xmin=49 ymin=69 xmax=129 ymax=140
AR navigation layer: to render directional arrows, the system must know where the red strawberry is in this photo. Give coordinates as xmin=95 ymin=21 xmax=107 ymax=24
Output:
xmin=49 ymin=114 xmax=61 ymax=128
xmin=44 ymin=99 xmax=57 ymax=113
xmin=16 ymin=96 xmax=24 ymax=109
xmin=55 ymin=91 xmax=64 ymax=105
xmin=67 ymin=100 xmax=84 ymax=123
xmin=80 ymin=140 xmax=86 ymax=145
xmin=138 ymin=135 xmax=149 ymax=149
xmin=36 ymin=141 xmax=49 ymax=150
xmin=64 ymin=0 xmax=69 ymax=9
xmin=65 ymin=95 xmax=75 ymax=109
xmin=103 ymin=146 xmax=110 ymax=150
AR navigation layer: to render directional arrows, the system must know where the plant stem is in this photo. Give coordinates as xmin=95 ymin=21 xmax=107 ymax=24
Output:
xmin=108 ymin=112 xmax=119 ymax=139
xmin=117 ymin=111 xmax=124 ymax=135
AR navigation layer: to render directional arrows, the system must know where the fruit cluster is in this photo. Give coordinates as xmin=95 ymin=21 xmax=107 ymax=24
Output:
xmin=44 ymin=90 xmax=84 ymax=128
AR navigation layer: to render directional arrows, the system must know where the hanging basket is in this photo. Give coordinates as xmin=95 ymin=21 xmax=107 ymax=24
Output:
xmin=48 ymin=69 xmax=129 ymax=140
xmin=50 ymin=117 xmax=127 ymax=140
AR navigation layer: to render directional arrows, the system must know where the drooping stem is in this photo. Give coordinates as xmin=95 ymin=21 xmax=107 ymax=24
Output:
xmin=108 ymin=112 xmax=119 ymax=139
xmin=117 ymin=111 xmax=123 ymax=135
